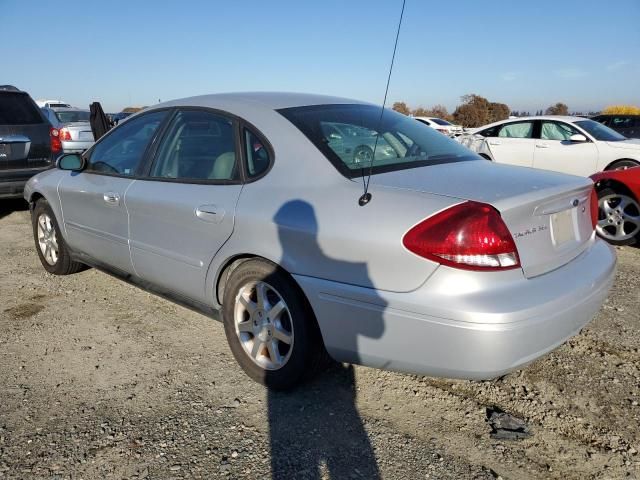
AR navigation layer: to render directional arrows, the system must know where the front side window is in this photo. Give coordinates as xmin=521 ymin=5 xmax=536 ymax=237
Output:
xmin=150 ymin=110 xmax=237 ymax=181
xmin=498 ymin=121 xmax=534 ymax=138
xmin=278 ymin=104 xmax=477 ymax=178
xmin=244 ymin=129 xmax=270 ymax=178
xmin=541 ymin=121 xmax=579 ymax=141
xmin=87 ymin=110 xmax=167 ymax=176
xmin=575 ymin=119 xmax=627 ymax=141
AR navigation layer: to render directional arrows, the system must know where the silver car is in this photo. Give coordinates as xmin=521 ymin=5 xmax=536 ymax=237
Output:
xmin=41 ymin=107 xmax=95 ymax=154
xmin=24 ymin=93 xmax=616 ymax=390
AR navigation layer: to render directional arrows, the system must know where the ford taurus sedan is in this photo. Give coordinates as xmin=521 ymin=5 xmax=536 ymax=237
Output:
xmin=24 ymin=93 xmax=616 ymax=390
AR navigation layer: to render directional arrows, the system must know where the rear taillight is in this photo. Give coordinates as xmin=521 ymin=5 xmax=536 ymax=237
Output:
xmin=59 ymin=128 xmax=71 ymax=141
xmin=590 ymin=186 xmax=598 ymax=230
xmin=50 ymin=127 xmax=62 ymax=154
xmin=436 ymin=128 xmax=448 ymax=135
xmin=403 ymin=201 xmax=520 ymax=271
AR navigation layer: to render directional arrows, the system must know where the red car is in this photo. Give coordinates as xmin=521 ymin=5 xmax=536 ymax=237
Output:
xmin=591 ymin=167 xmax=640 ymax=245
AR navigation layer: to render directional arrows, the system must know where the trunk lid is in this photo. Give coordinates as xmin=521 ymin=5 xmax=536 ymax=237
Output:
xmin=370 ymin=160 xmax=595 ymax=278
xmin=62 ymin=122 xmax=94 ymax=141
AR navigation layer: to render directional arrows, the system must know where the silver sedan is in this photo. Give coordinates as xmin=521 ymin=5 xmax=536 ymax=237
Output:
xmin=24 ymin=93 xmax=616 ymax=389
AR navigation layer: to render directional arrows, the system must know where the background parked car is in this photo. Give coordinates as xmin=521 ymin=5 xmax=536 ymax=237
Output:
xmin=591 ymin=114 xmax=639 ymax=139
xmin=414 ymin=117 xmax=463 ymax=136
xmin=35 ymin=99 xmax=71 ymax=108
xmin=41 ymin=107 xmax=95 ymax=155
xmin=458 ymin=116 xmax=640 ymax=176
xmin=591 ymin=166 xmax=640 ymax=245
xmin=111 ymin=111 xmax=133 ymax=125
xmin=0 ymin=85 xmax=54 ymax=198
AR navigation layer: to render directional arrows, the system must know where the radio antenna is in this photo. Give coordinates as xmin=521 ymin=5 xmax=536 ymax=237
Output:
xmin=359 ymin=0 xmax=406 ymax=207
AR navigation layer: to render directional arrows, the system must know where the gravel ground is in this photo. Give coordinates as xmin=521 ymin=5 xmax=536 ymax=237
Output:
xmin=0 ymin=199 xmax=638 ymax=480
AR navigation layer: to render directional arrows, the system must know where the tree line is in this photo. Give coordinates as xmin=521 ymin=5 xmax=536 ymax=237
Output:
xmin=393 ymin=95 xmax=640 ymax=128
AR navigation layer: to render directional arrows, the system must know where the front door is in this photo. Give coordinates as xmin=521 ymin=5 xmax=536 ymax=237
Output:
xmin=126 ymin=109 xmax=242 ymax=303
xmin=533 ymin=120 xmax=599 ymax=176
xmin=58 ymin=110 xmax=169 ymax=273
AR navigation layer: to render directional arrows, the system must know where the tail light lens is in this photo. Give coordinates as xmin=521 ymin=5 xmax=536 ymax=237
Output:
xmin=403 ymin=201 xmax=520 ymax=271
xmin=59 ymin=128 xmax=71 ymax=141
xmin=50 ymin=127 xmax=62 ymax=154
xmin=590 ymin=187 xmax=599 ymax=230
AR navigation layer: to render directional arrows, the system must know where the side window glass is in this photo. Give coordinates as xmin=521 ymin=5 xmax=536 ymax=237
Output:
xmin=498 ymin=122 xmax=534 ymax=139
xmin=478 ymin=125 xmax=499 ymax=137
xmin=244 ymin=129 xmax=271 ymax=178
xmin=87 ymin=110 xmax=167 ymax=176
xmin=151 ymin=110 xmax=237 ymax=181
xmin=541 ymin=122 xmax=578 ymax=141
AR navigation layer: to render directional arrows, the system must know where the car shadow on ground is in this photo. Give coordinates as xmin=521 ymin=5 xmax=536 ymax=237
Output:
xmin=267 ymin=199 xmax=384 ymax=479
xmin=0 ymin=199 xmax=28 ymax=221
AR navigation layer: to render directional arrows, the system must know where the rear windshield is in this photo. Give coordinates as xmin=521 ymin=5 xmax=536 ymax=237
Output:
xmin=575 ymin=119 xmax=627 ymax=141
xmin=431 ymin=118 xmax=452 ymax=126
xmin=278 ymin=104 xmax=478 ymax=178
xmin=55 ymin=110 xmax=90 ymax=123
xmin=0 ymin=93 xmax=44 ymax=125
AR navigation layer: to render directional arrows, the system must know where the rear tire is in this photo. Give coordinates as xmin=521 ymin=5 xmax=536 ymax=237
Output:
xmin=32 ymin=199 xmax=85 ymax=275
xmin=595 ymin=187 xmax=640 ymax=246
xmin=222 ymin=259 xmax=326 ymax=390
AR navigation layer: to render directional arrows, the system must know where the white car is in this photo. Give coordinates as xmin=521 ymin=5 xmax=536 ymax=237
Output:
xmin=458 ymin=116 xmax=640 ymax=176
xmin=414 ymin=117 xmax=464 ymax=136
xmin=35 ymin=99 xmax=71 ymax=108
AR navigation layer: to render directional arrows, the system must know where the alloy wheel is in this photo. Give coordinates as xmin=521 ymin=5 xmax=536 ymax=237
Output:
xmin=597 ymin=193 xmax=640 ymax=242
xmin=234 ymin=281 xmax=294 ymax=370
xmin=37 ymin=213 xmax=59 ymax=265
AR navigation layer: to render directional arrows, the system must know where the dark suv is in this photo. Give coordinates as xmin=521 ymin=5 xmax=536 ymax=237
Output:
xmin=0 ymin=85 xmax=55 ymax=198
xmin=591 ymin=114 xmax=640 ymax=139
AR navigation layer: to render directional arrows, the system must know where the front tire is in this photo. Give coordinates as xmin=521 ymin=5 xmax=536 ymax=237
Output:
xmin=222 ymin=259 xmax=325 ymax=390
xmin=32 ymin=199 xmax=85 ymax=275
xmin=596 ymin=188 xmax=640 ymax=246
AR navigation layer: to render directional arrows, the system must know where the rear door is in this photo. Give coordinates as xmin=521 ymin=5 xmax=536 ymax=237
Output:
xmin=126 ymin=108 xmax=244 ymax=303
xmin=533 ymin=120 xmax=598 ymax=176
xmin=58 ymin=109 xmax=169 ymax=274
xmin=0 ymin=91 xmax=52 ymax=177
xmin=485 ymin=120 xmax=536 ymax=167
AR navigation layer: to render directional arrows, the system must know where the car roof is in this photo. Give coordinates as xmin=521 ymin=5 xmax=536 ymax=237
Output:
xmin=476 ymin=115 xmax=590 ymax=130
xmin=154 ymin=92 xmax=370 ymax=112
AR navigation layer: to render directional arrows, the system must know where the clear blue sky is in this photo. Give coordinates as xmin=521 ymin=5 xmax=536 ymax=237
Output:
xmin=3 ymin=0 xmax=639 ymax=113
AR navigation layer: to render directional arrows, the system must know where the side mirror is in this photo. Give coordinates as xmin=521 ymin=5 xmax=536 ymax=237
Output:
xmin=57 ymin=153 xmax=85 ymax=171
xmin=569 ymin=134 xmax=587 ymax=142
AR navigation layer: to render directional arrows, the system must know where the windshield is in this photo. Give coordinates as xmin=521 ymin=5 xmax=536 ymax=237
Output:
xmin=431 ymin=118 xmax=452 ymax=126
xmin=55 ymin=110 xmax=90 ymax=123
xmin=575 ymin=119 xmax=627 ymax=141
xmin=278 ymin=104 xmax=478 ymax=178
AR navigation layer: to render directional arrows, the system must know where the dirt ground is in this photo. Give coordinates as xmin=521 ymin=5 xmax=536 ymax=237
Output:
xmin=1 ymin=198 xmax=639 ymax=480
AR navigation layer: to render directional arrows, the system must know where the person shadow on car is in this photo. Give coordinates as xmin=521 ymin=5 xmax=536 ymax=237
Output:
xmin=267 ymin=199 xmax=385 ymax=479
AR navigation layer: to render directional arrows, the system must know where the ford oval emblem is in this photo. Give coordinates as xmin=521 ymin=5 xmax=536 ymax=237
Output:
xmin=572 ymin=199 xmax=579 ymax=207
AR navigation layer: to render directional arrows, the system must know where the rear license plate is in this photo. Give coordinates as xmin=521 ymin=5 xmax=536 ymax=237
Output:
xmin=79 ymin=131 xmax=92 ymax=140
xmin=551 ymin=208 xmax=575 ymax=246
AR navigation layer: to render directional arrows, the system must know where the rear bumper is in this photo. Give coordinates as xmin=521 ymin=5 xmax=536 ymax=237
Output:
xmin=62 ymin=140 xmax=93 ymax=153
xmin=0 ymin=167 xmax=51 ymax=198
xmin=295 ymin=238 xmax=616 ymax=380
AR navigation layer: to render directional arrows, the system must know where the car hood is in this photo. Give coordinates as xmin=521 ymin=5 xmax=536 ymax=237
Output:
xmin=606 ymin=139 xmax=640 ymax=150
xmin=369 ymin=159 xmax=591 ymax=209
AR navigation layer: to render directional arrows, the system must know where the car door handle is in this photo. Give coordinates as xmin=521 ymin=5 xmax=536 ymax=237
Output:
xmin=536 ymin=143 xmax=549 ymax=148
xmin=195 ymin=205 xmax=225 ymax=224
xmin=488 ymin=140 xmax=501 ymax=145
xmin=103 ymin=192 xmax=120 ymax=206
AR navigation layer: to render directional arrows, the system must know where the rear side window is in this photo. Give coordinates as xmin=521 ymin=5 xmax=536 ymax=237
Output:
xmin=87 ymin=110 xmax=167 ymax=176
xmin=244 ymin=129 xmax=270 ymax=178
xmin=278 ymin=104 xmax=477 ymax=178
xmin=0 ymin=93 xmax=44 ymax=125
xmin=150 ymin=110 xmax=238 ymax=181
xmin=498 ymin=122 xmax=534 ymax=138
